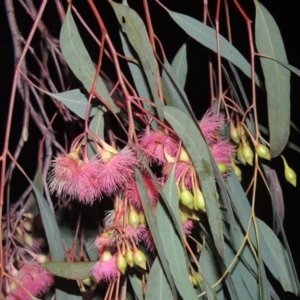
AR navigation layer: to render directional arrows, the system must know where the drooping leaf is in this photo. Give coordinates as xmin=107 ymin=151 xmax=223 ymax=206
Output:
xmin=128 ymin=271 xmax=144 ymax=300
xmin=135 ymin=168 xmax=178 ymax=299
xmin=161 ymin=60 xmax=192 ymax=117
xmin=26 ymin=167 xmax=42 ymax=214
xmin=171 ymin=43 xmax=188 ymax=88
xmin=200 ymin=247 xmax=223 ymax=299
xmin=47 ymin=89 xmax=99 ymax=119
xmin=257 ymin=218 xmax=298 ymax=294
xmin=157 ymin=170 xmax=197 ymax=300
xmin=60 ymin=9 xmax=119 ymax=114
xmin=164 ymin=9 xmax=260 ymax=86
xmin=164 ymin=106 xmax=224 ymax=258
xmin=88 ymin=109 xmax=105 ymax=157
xmin=43 ymin=262 xmax=95 ymax=280
xmin=145 ymin=257 xmax=173 ymax=300
xmin=110 ymin=2 xmax=163 ymax=121
xmin=254 ymin=1 xmax=290 ymax=157
xmin=119 ymin=30 xmax=157 ymax=128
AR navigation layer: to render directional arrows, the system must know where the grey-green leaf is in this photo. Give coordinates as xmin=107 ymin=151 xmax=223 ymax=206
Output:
xmin=60 ymin=9 xmax=119 ymax=114
xmin=164 ymin=106 xmax=224 ymax=258
xmin=128 ymin=272 xmax=144 ymax=300
xmin=110 ymin=2 xmax=163 ymax=121
xmin=157 ymin=171 xmax=197 ymax=300
xmin=145 ymin=258 xmax=173 ymax=300
xmin=171 ymin=43 xmax=188 ymax=88
xmin=43 ymin=262 xmax=95 ymax=280
xmin=255 ymin=1 xmax=290 ymax=157
xmin=88 ymin=109 xmax=105 ymax=157
xmin=165 ymin=9 xmax=259 ymax=86
xmin=47 ymin=89 xmax=99 ymax=120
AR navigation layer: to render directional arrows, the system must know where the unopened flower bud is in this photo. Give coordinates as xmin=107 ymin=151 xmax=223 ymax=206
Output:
xmin=100 ymin=250 xmax=113 ymax=262
xmin=237 ymin=144 xmax=246 ymax=165
xmin=179 ymin=147 xmax=191 ymax=162
xmin=36 ymin=254 xmax=48 ymax=263
xmin=128 ymin=206 xmax=139 ymax=230
xmin=82 ymin=277 xmax=92 ymax=286
xmin=125 ymin=249 xmax=134 ymax=267
xmin=194 ymin=272 xmax=203 ymax=285
xmin=255 ymin=143 xmax=271 ymax=160
xmin=237 ymin=124 xmax=247 ymax=140
xmin=242 ymin=143 xmax=254 ymax=166
xmin=193 ymin=187 xmax=206 ymax=212
xmin=133 ymin=248 xmax=147 ymax=270
xmin=230 ymin=123 xmax=240 ymax=144
xmin=138 ymin=210 xmax=147 ymax=226
xmin=217 ymin=162 xmax=227 ymax=174
xmin=116 ymin=253 xmax=127 ymax=274
xmin=23 ymin=232 xmax=33 ymax=247
xmin=189 ymin=274 xmax=197 ymax=286
xmin=233 ymin=164 xmax=242 ymax=181
xmin=22 ymin=220 xmax=33 ymax=232
xmin=281 ymin=156 xmax=297 ymax=187
xmin=179 ymin=186 xmax=194 ymax=210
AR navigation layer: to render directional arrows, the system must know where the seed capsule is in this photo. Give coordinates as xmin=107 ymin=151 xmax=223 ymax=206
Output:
xmin=281 ymin=156 xmax=297 ymax=187
xmin=255 ymin=143 xmax=271 ymax=160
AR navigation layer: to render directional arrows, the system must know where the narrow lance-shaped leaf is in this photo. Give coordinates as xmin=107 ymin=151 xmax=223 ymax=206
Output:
xmin=171 ymin=43 xmax=188 ymax=88
xmin=134 ymin=168 xmax=178 ymax=300
xmin=163 ymin=8 xmax=260 ymax=86
xmin=110 ymin=2 xmax=164 ymax=121
xmin=60 ymin=9 xmax=119 ymax=114
xmin=145 ymin=258 xmax=173 ymax=300
xmin=164 ymin=106 xmax=225 ymax=258
xmin=43 ymin=262 xmax=95 ymax=280
xmin=157 ymin=169 xmax=197 ymax=300
xmin=254 ymin=1 xmax=290 ymax=157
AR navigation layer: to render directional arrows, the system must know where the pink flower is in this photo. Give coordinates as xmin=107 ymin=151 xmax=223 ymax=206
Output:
xmin=126 ymin=173 xmax=159 ymax=210
xmin=198 ymin=109 xmax=224 ymax=146
xmin=182 ymin=219 xmax=194 ymax=235
xmin=138 ymin=129 xmax=179 ymax=165
xmin=211 ymin=139 xmax=235 ymax=167
xmin=48 ymin=152 xmax=101 ymax=204
xmin=163 ymin=161 xmax=194 ymax=190
xmin=92 ymin=256 xmax=120 ymax=282
xmin=8 ymin=263 xmax=54 ymax=300
xmin=96 ymin=147 xmax=138 ymax=195
xmin=136 ymin=226 xmax=155 ymax=252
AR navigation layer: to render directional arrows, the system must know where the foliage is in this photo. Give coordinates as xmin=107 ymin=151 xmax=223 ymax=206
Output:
xmin=1 ymin=0 xmax=300 ymax=299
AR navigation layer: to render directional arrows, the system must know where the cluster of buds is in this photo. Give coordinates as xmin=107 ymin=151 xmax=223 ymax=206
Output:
xmin=2 ymin=213 xmax=54 ymax=299
xmin=230 ymin=118 xmax=297 ymax=186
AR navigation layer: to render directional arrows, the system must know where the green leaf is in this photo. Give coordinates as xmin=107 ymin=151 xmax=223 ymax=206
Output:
xmin=26 ymin=167 xmax=43 ymax=214
xmin=257 ymin=218 xmax=298 ymax=294
xmin=145 ymin=257 xmax=173 ymax=300
xmin=88 ymin=109 xmax=105 ymax=157
xmin=254 ymin=1 xmax=290 ymax=157
xmin=134 ymin=168 xmax=178 ymax=300
xmin=200 ymin=247 xmax=223 ymax=299
xmin=128 ymin=271 xmax=144 ymax=300
xmin=157 ymin=170 xmax=197 ymax=300
xmin=43 ymin=262 xmax=95 ymax=280
xmin=56 ymin=205 xmax=81 ymax=258
xmin=47 ymin=89 xmax=99 ymax=120
xmin=119 ymin=30 xmax=157 ymax=129
xmin=60 ymin=9 xmax=119 ymax=114
xmin=110 ymin=2 xmax=163 ymax=121
xmin=163 ymin=106 xmax=224 ymax=258
xmin=164 ymin=9 xmax=260 ymax=86
xmin=161 ymin=61 xmax=192 ymax=117
xmin=171 ymin=43 xmax=188 ymax=88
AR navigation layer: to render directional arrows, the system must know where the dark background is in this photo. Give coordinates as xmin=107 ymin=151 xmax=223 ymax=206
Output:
xmin=1 ymin=1 xmax=300 ymax=299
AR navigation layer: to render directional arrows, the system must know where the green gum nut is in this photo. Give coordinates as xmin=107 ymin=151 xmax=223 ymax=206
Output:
xmin=116 ymin=253 xmax=127 ymax=274
xmin=233 ymin=164 xmax=242 ymax=181
xmin=179 ymin=186 xmax=194 ymax=210
xmin=133 ymin=249 xmax=147 ymax=270
xmin=242 ymin=143 xmax=254 ymax=166
xmin=193 ymin=187 xmax=206 ymax=212
xmin=128 ymin=206 xmax=140 ymax=230
xmin=281 ymin=156 xmax=297 ymax=187
xmin=237 ymin=144 xmax=246 ymax=165
xmin=217 ymin=162 xmax=228 ymax=174
xmin=230 ymin=123 xmax=240 ymax=144
xmin=125 ymin=249 xmax=134 ymax=267
xmin=255 ymin=143 xmax=271 ymax=160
